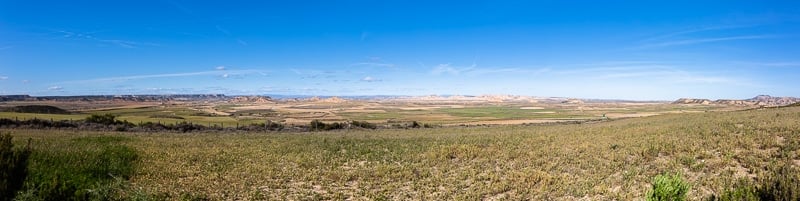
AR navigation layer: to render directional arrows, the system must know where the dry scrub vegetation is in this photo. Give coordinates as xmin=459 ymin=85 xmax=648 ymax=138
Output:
xmin=5 ymin=106 xmax=800 ymax=200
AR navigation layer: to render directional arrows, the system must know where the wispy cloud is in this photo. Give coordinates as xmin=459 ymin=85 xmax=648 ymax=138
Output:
xmin=642 ymin=35 xmax=778 ymax=48
xmin=554 ymin=62 xmax=753 ymax=86
xmin=633 ymin=22 xmax=780 ymax=49
xmin=48 ymin=86 xmax=63 ymax=91
xmin=58 ymin=69 xmax=267 ymax=84
xmin=430 ymin=63 xmax=474 ymax=75
xmin=430 ymin=63 xmax=549 ymax=76
xmin=361 ymin=76 xmax=381 ymax=82
xmin=215 ymin=25 xmax=248 ymax=46
xmin=360 ymin=32 xmax=370 ymax=41
xmin=733 ymin=61 xmax=800 ymax=67
xmin=98 ymin=39 xmax=158 ymax=48
xmin=0 ymin=76 xmax=8 ymax=80
xmin=467 ymin=68 xmax=550 ymax=76
xmin=215 ymin=25 xmax=231 ymax=36
xmin=215 ymin=66 xmax=226 ymax=70
xmin=51 ymin=30 xmax=159 ymax=48
xmin=352 ymin=62 xmax=395 ymax=68
xmin=236 ymin=39 xmax=248 ymax=46
xmin=674 ymin=75 xmax=735 ymax=84
xmin=643 ymin=24 xmax=759 ymax=42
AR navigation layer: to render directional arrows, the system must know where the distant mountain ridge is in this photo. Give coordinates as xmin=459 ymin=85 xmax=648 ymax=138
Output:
xmin=672 ymin=95 xmax=800 ymax=106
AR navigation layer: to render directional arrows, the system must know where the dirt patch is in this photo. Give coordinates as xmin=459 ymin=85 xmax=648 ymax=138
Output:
xmin=445 ymin=119 xmax=582 ymax=126
xmin=604 ymin=113 xmax=660 ymax=118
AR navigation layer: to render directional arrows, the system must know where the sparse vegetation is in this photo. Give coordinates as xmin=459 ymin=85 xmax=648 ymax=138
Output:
xmin=0 ymin=133 xmax=31 ymax=200
xmin=16 ymin=136 xmax=138 ymax=200
xmin=0 ymin=103 xmax=798 ymax=199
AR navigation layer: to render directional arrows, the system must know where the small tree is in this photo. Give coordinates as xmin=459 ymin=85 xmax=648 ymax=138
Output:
xmin=646 ymin=172 xmax=690 ymax=201
xmin=411 ymin=121 xmax=421 ymax=128
xmin=310 ymin=120 xmax=325 ymax=131
xmin=85 ymin=114 xmax=118 ymax=125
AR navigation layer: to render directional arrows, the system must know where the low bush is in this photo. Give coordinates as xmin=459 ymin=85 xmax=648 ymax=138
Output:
xmin=351 ymin=120 xmax=377 ymax=129
xmin=646 ymin=172 xmax=690 ymax=201
xmin=309 ymin=120 xmax=347 ymax=131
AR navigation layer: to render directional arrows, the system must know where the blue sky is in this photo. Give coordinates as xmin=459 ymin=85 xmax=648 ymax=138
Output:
xmin=1 ymin=1 xmax=799 ymax=100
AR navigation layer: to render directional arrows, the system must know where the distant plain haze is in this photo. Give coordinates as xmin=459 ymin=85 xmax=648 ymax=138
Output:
xmin=1 ymin=1 xmax=799 ymax=100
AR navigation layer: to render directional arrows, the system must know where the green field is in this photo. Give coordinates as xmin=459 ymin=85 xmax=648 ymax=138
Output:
xmin=4 ymin=106 xmax=799 ymax=200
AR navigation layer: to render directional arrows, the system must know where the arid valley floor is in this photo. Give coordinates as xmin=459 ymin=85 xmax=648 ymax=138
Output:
xmin=1 ymin=95 xmax=799 ymax=200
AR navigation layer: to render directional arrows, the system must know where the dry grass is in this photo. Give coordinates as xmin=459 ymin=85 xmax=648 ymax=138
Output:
xmin=5 ymin=106 xmax=799 ymax=200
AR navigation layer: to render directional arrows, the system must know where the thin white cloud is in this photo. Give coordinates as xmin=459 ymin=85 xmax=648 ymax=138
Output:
xmin=733 ymin=61 xmax=800 ymax=67
xmin=215 ymin=66 xmax=226 ymax=70
xmin=48 ymin=86 xmax=63 ymax=91
xmin=674 ymin=76 xmax=734 ymax=84
xmin=361 ymin=76 xmax=381 ymax=82
xmin=236 ymin=39 xmax=248 ymax=46
xmin=0 ymin=76 xmax=7 ymax=80
xmin=58 ymin=69 xmax=266 ymax=84
xmin=430 ymin=62 xmax=549 ymax=76
xmin=352 ymin=62 xmax=395 ymax=68
xmin=98 ymin=39 xmax=150 ymax=48
xmin=466 ymin=68 xmax=550 ymax=76
xmin=557 ymin=65 xmax=677 ymax=75
xmin=51 ymin=29 xmax=158 ymax=48
xmin=360 ymin=32 xmax=370 ymax=41
xmin=221 ymin=73 xmax=230 ymax=78
xmin=643 ymin=24 xmax=759 ymax=42
xmin=641 ymin=35 xmax=778 ymax=48
xmin=215 ymin=25 xmax=231 ymax=36
xmin=431 ymin=63 xmax=473 ymax=75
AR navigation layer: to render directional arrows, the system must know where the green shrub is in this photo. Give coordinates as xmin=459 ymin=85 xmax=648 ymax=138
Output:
xmin=20 ymin=136 xmax=138 ymax=200
xmin=351 ymin=120 xmax=377 ymax=129
xmin=646 ymin=172 xmax=690 ymax=201
xmin=309 ymin=120 xmax=347 ymax=131
xmin=85 ymin=114 xmax=119 ymax=125
xmin=0 ymin=133 xmax=31 ymax=201
xmin=411 ymin=121 xmax=421 ymax=128
xmin=310 ymin=120 xmax=326 ymax=131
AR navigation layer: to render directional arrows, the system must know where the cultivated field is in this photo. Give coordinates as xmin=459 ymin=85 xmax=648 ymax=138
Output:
xmin=5 ymin=105 xmax=799 ymax=200
xmin=0 ymin=98 xmax=730 ymax=128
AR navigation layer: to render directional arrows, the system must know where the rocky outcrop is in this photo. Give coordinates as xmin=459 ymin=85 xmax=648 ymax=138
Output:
xmin=561 ymin=99 xmax=584 ymax=104
xmin=715 ymin=100 xmax=756 ymax=106
xmin=673 ymin=95 xmax=800 ymax=107
xmin=672 ymin=98 xmax=712 ymax=104
xmin=748 ymin=95 xmax=800 ymax=106
xmin=229 ymin=96 xmax=273 ymax=103
xmin=318 ymin=97 xmax=347 ymax=103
